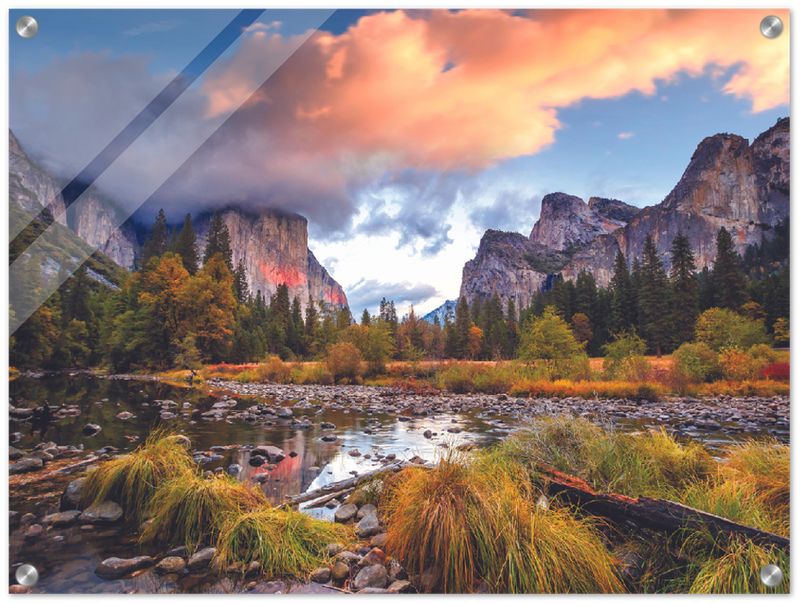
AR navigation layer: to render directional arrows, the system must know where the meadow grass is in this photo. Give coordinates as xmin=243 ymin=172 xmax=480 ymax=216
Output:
xmin=82 ymin=430 xmax=195 ymax=517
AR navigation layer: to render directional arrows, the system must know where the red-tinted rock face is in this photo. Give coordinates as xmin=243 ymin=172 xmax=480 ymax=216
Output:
xmin=195 ymin=207 xmax=348 ymax=312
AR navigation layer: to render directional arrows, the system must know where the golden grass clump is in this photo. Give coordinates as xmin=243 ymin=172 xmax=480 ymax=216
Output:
xmin=141 ymin=470 xmax=269 ymax=550
xmin=502 ymin=416 xmax=714 ymax=500
xmin=679 ymin=439 xmax=790 ymax=538
xmin=382 ymin=449 xmax=625 ymax=594
xmin=682 ymin=536 xmax=789 ymax=594
xmin=82 ymin=430 xmax=195 ymax=517
xmin=215 ymin=510 xmax=353 ymax=578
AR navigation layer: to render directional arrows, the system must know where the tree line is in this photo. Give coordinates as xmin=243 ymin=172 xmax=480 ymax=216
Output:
xmin=9 ymin=211 xmax=789 ymax=370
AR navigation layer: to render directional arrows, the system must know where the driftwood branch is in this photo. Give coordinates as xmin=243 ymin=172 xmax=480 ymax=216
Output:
xmin=304 ymin=488 xmax=354 ymax=509
xmin=541 ymin=467 xmax=790 ymax=553
xmin=281 ymin=462 xmax=408 ymax=508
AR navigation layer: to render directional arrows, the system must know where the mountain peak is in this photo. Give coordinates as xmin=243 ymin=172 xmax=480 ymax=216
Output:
xmin=529 ymin=192 xmax=628 ymax=251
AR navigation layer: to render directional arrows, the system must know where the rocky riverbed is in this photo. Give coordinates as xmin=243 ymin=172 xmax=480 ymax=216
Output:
xmin=7 ymin=373 xmax=790 ymax=594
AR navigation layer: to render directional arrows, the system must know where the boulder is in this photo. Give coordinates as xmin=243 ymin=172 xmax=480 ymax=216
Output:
xmin=79 ymin=501 xmax=123 ymax=524
xmin=310 ymin=567 xmax=332 ymax=583
xmin=331 ymin=561 xmax=350 ymax=584
xmin=358 ymin=548 xmax=386 ymax=568
xmin=155 ymin=557 xmax=187 ymax=574
xmin=248 ymin=455 xmax=266 ymax=467
xmin=83 ymin=424 xmax=102 ymax=437
xmin=95 ymin=556 xmax=154 ymax=578
xmin=334 ymin=504 xmax=358 ymax=523
xmin=335 ymin=551 xmax=361 ymax=567
xmin=357 ymin=504 xmax=377 ymax=520
xmin=325 ymin=543 xmax=344 ymax=557
xmin=355 ymin=512 xmax=380 ymax=538
xmin=252 ymin=445 xmax=285 ymax=462
xmin=369 ymin=533 xmax=388 ymax=549
xmin=9 ymin=458 xmax=43 ymax=474
xmin=321 ymin=434 xmax=338 ymax=443
xmin=352 ymin=564 xmax=389 ymax=591
xmin=60 ymin=478 xmax=85 ymax=511
xmin=42 ymin=510 xmax=82 ymax=528
xmin=187 ymin=547 xmax=217 ymax=572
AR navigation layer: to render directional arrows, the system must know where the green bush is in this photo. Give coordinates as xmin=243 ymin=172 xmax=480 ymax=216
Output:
xmin=519 ymin=307 xmax=585 ymax=361
xmin=695 ymin=308 xmax=769 ymax=352
xmin=602 ymin=332 xmax=651 ymax=381
xmin=672 ymin=342 xmax=719 ymax=383
xmin=258 ymin=356 xmax=292 ymax=383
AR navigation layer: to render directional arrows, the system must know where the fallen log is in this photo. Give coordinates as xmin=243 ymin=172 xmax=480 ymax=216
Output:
xmin=281 ymin=462 xmax=408 ymax=508
xmin=541 ymin=467 xmax=790 ymax=553
xmin=304 ymin=488 xmax=354 ymax=509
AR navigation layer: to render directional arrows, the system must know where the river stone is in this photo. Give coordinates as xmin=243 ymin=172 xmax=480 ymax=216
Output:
xmin=42 ymin=510 xmax=82 ymax=528
xmin=227 ymin=464 xmax=242 ymax=475
xmin=167 ymin=546 xmax=188 ymax=558
xmin=335 ymin=551 xmax=361 ymax=567
xmin=276 ymin=407 xmax=293 ymax=418
xmin=60 ymin=478 xmax=86 ymax=511
xmin=187 ymin=547 xmax=217 ymax=571
xmin=423 ymin=430 xmax=432 ymax=439
xmin=310 ymin=567 xmax=332 ymax=583
xmin=355 ymin=512 xmax=380 ymax=538
xmin=252 ymin=445 xmax=285 ymax=462
xmin=334 ymin=504 xmax=358 ymax=523
xmin=80 ymin=501 xmax=123 ymax=524
xmin=95 ymin=556 xmax=154 ymax=578
xmin=24 ymin=524 xmax=43 ymax=539
xmin=352 ymin=564 xmax=389 ymax=591
xmin=27 ymin=450 xmax=54 ymax=461
xmin=155 ymin=557 xmax=187 ymax=574
xmin=116 ymin=412 xmax=134 ymax=420
xmin=325 ymin=543 xmax=344 ymax=557
xmin=9 ymin=446 xmax=25 ymax=460
xmin=83 ymin=423 xmax=102 ymax=437
xmin=248 ymin=455 xmax=266 ymax=467
xmin=388 ymin=580 xmax=412 ymax=593
xmin=358 ymin=548 xmax=386 ymax=568
xmin=331 ymin=561 xmax=350 ymax=583
xmin=357 ymin=504 xmax=377 ymax=520
xmin=21 ymin=513 xmax=36 ymax=523
xmin=9 ymin=457 xmax=43 ymax=474
xmin=357 ymin=588 xmax=390 ymax=594
xmin=321 ymin=434 xmax=337 ymax=442
xmin=320 ymin=422 xmax=336 ymax=429
xmin=369 ymin=533 xmax=388 ymax=549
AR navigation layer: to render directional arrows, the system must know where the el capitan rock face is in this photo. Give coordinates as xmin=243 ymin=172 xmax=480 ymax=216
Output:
xmin=460 ymin=117 xmax=789 ymax=302
xmin=195 ymin=207 xmax=347 ymax=311
xmin=10 ymin=129 xmax=347 ymax=309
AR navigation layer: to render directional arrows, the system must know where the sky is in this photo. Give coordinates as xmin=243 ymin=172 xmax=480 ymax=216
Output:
xmin=9 ymin=8 xmax=790 ymax=317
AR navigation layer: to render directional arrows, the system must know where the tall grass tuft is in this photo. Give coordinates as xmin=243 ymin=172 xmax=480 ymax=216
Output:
xmin=140 ymin=470 xmax=269 ymax=550
xmin=503 ymin=416 xmax=714 ymax=499
xmin=215 ymin=510 xmax=352 ymax=578
xmin=382 ymin=448 xmax=624 ymax=594
xmin=82 ymin=429 xmax=194 ymax=517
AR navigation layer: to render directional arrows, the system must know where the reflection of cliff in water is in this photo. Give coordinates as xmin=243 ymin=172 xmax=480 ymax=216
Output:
xmin=234 ymin=429 xmax=341 ymax=505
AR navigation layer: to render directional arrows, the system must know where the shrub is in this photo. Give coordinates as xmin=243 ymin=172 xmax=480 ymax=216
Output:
xmin=746 ymin=344 xmax=778 ymax=366
xmin=695 ymin=308 xmax=769 ymax=352
xmin=602 ymin=331 xmax=650 ymax=381
xmin=760 ymin=362 xmax=789 ymax=381
xmin=718 ymin=347 xmax=762 ymax=381
xmin=257 ymin=356 xmax=292 ymax=383
xmin=672 ymin=342 xmax=718 ymax=383
xmin=519 ymin=307 xmax=585 ymax=361
xmin=326 ymin=342 xmax=363 ymax=383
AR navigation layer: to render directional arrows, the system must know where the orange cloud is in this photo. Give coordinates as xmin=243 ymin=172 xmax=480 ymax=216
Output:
xmin=201 ymin=9 xmax=789 ymax=172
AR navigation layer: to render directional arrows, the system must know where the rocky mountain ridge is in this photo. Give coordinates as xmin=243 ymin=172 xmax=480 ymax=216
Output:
xmin=460 ymin=117 xmax=790 ymax=306
xmin=9 ymin=129 xmax=348 ymax=310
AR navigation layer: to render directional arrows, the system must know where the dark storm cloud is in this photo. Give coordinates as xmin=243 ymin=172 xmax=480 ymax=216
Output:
xmin=356 ymin=170 xmax=477 ymax=256
xmin=346 ymin=279 xmax=438 ymax=311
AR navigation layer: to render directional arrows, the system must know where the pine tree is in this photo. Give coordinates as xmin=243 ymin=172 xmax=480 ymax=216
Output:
xmin=140 ymin=208 xmax=169 ymax=268
xmin=669 ymin=232 xmax=699 ymax=346
xmin=712 ymin=227 xmax=748 ymax=311
xmin=174 ymin=213 xmax=199 ymax=275
xmin=505 ymin=298 xmax=518 ymax=358
xmin=361 ymin=308 xmax=371 ymax=327
xmin=610 ymin=250 xmax=634 ymax=333
xmin=454 ymin=296 xmax=471 ymax=359
xmin=638 ymin=235 xmax=671 ymax=357
xmin=203 ymin=211 xmax=233 ymax=271
xmin=233 ymin=260 xmax=249 ymax=302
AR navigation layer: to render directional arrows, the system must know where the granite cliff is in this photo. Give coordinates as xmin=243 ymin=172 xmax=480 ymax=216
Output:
xmin=10 ymin=129 xmax=348 ymax=311
xmin=460 ymin=117 xmax=789 ymax=305
xmin=195 ymin=207 xmax=348 ymax=311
